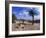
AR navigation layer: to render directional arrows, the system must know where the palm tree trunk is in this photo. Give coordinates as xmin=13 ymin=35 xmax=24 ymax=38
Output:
xmin=32 ymin=15 xmax=34 ymax=25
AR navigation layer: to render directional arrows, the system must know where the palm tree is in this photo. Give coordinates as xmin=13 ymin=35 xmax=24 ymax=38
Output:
xmin=29 ymin=8 xmax=39 ymax=25
xmin=29 ymin=10 xmax=34 ymax=25
xmin=12 ymin=14 xmax=16 ymax=23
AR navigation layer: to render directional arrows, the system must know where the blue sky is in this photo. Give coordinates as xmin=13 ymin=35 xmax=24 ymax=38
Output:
xmin=12 ymin=7 xmax=40 ymax=20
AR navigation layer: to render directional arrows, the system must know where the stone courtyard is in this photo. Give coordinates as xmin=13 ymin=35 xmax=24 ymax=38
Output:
xmin=12 ymin=20 xmax=40 ymax=31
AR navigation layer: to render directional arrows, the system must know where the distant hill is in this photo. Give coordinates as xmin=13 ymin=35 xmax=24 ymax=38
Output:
xmin=27 ymin=20 xmax=40 ymax=23
xmin=16 ymin=19 xmax=40 ymax=23
xmin=34 ymin=20 xmax=40 ymax=23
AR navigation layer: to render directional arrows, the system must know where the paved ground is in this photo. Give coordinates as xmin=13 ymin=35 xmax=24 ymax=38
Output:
xmin=12 ymin=21 xmax=40 ymax=31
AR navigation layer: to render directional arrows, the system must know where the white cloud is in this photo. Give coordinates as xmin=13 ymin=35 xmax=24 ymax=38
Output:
xmin=19 ymin=12 xmax=22 ymax=15
xmin=34 ymin=15 xmax=40 ymax=20
xmin=23 ymin=10 xmax=29 ymax=15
